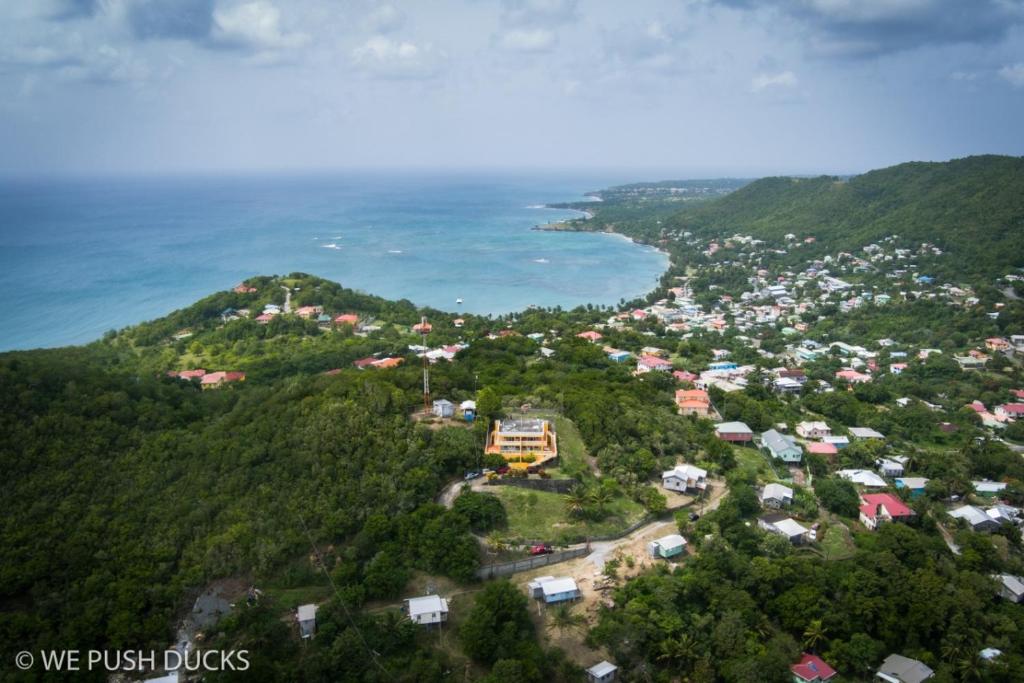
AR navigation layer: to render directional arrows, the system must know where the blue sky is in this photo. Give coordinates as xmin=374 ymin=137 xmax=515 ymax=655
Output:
xmin=1 ymin=0 xmax=1022 ymax=176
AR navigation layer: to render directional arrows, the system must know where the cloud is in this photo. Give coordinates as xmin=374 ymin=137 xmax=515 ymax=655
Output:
xmin=48 ymin=0 xmax=99 ymax=21
xmin=717 ymin=0 xmax=1024 ymax=59
xmin=500 ymin=0 xmax=578 ymax=28
xmin=751 ymin=70 xmax=798 ymax=92
xmin=601 ymin=20 xmax=691 ymax=75
xmin=210 ymin=1 xmax=310 ymax=51
xmin=362 ymin=4 xmax=404 ymax=34
xmin=496 ymin=28 xmax=556 ymax=52
xmin=999 ymin=63 xmax=1024 ymax=88
xmin=127 ymin=0 xmax=214 ymax=41
xmin=351 ymin=36 xmax=442 ymax=79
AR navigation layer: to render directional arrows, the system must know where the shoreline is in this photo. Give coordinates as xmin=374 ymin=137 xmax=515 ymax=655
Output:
xmin=534 ymin=203 xmax=673 ymax=262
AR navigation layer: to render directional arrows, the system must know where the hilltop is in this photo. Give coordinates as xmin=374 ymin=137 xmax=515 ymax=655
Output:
xmin=578 ymin=155 xmax=1024 ymax=284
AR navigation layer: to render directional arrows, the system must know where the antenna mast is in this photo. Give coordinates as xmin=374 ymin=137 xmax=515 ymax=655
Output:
xmin=420 ymin=316 xmax=431 ymax=412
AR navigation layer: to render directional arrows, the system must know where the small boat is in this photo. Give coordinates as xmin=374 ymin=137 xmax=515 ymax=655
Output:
xmin=456 ymin=298 xmax=464 ymax=305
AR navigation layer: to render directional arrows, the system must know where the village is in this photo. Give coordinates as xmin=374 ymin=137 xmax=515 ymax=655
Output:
xmin=144 ymin=220 xmax=1024 ymax=683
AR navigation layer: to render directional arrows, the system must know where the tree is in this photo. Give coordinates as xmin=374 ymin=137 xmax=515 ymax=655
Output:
xmin=547 ymin=605 xmax=585 ymax=637
xmin=803 ymin=619 xmax=828 ymax=653
xmin=813 ymin=477 xmax=860 ymax=517
xmin=459 ymin=580 xmax=535 ymax=664
xmin=476 ymin=386 xmax=503 ymax=422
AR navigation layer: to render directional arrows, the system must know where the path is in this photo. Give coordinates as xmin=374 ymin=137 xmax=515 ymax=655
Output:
xmin=281 ymin=285 xmax=292 ymax=314
xmin=937 ymin=518 xmax=961 ymax=556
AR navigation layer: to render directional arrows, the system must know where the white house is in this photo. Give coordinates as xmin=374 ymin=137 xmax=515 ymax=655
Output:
xmin=406 ymin=595 xmax=449 ymax=625
xmin=586 ymin=661 xmax=618 ymax=683
xmin=760 ymin=483 xmax=794 ymax=508
xmin=758 ymin=513 xmax=809 ymax=544
xmin=529 ymin=576 xmax=581 ymax=604
xmin=796 ymin=421 xmax=831 ymax=439
xmin=432 ymin=399 xmax=455 ymax=418
xmin=648 ymin=534 xmax=687 ymax=559
xmin=849 ymin=426 xmax=885 ymax=440
xmin=876 ymin=458 xmax=905 ymax=478
xmin=297 ymin=604 xmax=317 ymax=639
xmin=837 ymin=469 xmax=888 ymax=488
xmin=995 ymin=574 xmax=1024 ymax=602
xmin=661 ymin=464 xmax=708 ymax=493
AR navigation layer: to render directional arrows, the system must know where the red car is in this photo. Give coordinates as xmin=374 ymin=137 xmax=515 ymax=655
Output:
xmin=495 ymin=465 xmax=510 ymax=475
xmin=529 ymin=544 xmax=553 ymax=556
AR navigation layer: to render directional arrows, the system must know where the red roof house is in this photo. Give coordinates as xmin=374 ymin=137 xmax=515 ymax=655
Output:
xmin=334 ymin=313 xmax=359 ymax=326
xmin=577 ymin=331 xmax=603 ymax=342
xmin=806 ymin=442 xmax=838 ymax=456
xmin=673 ymin=369 xmax=698 ymax=383
xmin=791 ymin=653 xmax=836 ymax=682
xmin=859 ymin=493 xmax=914 ymax=530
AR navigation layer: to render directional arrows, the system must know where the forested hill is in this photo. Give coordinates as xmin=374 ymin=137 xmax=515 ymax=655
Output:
xmin=653 ymin=155 xmax=1024 ymax=281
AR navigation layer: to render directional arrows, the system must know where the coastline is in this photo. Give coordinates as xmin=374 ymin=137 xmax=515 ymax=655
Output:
xmin=534 ymin=203 xmax=673 ymax=264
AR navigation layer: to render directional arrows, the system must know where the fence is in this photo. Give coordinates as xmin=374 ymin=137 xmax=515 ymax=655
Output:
xmin=485 ymin=477 xmax=576 ymax=494
xmin=474 ymin=548 xmax=589 ymax=580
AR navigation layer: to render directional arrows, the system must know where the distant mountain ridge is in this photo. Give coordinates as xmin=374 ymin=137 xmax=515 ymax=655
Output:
xmin=667 ymin=154 xmax=1024 ymax=280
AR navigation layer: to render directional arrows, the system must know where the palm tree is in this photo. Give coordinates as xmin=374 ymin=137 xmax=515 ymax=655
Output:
xmin=589 ymin=484 xmax=614 ymax=514
xmin=547 ymin=604 xmax=585 ymax=636
xmin=656 ymin=633 xmax=697 ymax=672
xmin=803 ymin=619 xmax=828 ymax=652
xmin=565 ymin=485 xmax=589 ymax=518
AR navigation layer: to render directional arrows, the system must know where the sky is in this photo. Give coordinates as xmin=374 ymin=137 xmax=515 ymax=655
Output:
xmin=0 ymin=0 xmax=1022 ymax=177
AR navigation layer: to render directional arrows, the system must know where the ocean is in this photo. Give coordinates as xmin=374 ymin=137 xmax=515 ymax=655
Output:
xmin=0 ymin=171 xmax=669 ymax=351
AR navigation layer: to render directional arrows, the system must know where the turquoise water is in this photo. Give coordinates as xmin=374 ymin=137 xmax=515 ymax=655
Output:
xmin=0 ymin=171 xmax=668 ymax=350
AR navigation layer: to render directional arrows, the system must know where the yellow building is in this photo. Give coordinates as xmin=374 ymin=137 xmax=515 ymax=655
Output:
xmin=485 ymin=418 xmax=558 ymax=468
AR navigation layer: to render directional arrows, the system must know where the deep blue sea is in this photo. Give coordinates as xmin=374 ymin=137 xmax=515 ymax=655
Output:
xmin=0 ymin=171 xmax=669 ymax=351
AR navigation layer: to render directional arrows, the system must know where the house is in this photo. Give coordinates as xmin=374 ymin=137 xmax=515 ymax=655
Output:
xmin=876 ymin=654 xmax=934 ymax=683
xmin=994 ymin=574 xmax=1024 ymax=602
xmin=199 ymin=371 xmax=246 ymax=389
xmin=334 ymin=313 xmax=359 ymax=326
xmin=586 ymin=661 xmax=618 ymax=683
xmin=791 ymin=653 xmax=837 ymax=682
xmin=859 ymin=493 xmax=914 ymax=530
xmin=412 ymin=319 xmax=432 ymax=334
xmin=372 ymin=357 xmax=404 ymax=369
xmin=761 ymin=429 xmax=803 ymax=463
xmin=459 ymin=400 xmax=476 ymax=421
xmin=295 ymin=305 xmax=323 ymax=319
xmin=485 ymin=418 xmax=558 ymax=468
xmin=675 ymin=389 xmax=711 ymax=417
xmin=995 ymin=403 xmax=1024 ymax=420
xmin=894 ymin=477 xmax=929 ymax=498
xmin=297 ymin=604 xmax=317 ymax=639
xmin=453 ymin=318 xmax=465 ymax=328
xmin=806 ymin=442 xmax=838 ymax=458
xmin=168 ymin=369 xmax=206 ymax=380
xmin=528 ymin=576 xmax=581 ymax=604
xmin=715 ymin=421 xmax=753 ymax=443
xmin=662 ymin=464 xmax=708 ymax=493
xmin=837 ymin=469 xmax=888 ymax=488
xmin=637 ymin=355 xmax=673 ymax=373
xmin=949 ymin=505 xmax=1001 ymax=532
xmin=822 ymin=435 xmax=850 ymax=449
xmin=796 ymin=421 xmax=831 ymax=439
xmin=648 ymin=533 xmax=687 ymax=559
xmin=673 ymin=370 xmax=698 ymax=383
xmin=758 ymin=513 xmax=809 ymax=544
xmin=849 ymin=427 xmax=885 ymax=440
xmin=876 ymin=458 xmax=904 ymax=478
xmin=233 ymin=283 xmax=257 ymax=294
xmin=836 ymin=369 xmax=872 ymax=384
xmin=406 ymin=595 xmax=449 ymax=625
xmin=432 ymin=399 xmax=455 ymax=419
xmin=973 ymin=480 xmax=1008 ymax=498
xmin=761 ymin=483 xmax=794 ymax=508
xmin=607 ymin=350 xmax=632 ymax=363
xmin=577 ymin=330 xmax=603 ymax=342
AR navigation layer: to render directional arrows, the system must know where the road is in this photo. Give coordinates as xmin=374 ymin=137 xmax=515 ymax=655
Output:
xmin=281 ymin=285 xmax=292 ymax=314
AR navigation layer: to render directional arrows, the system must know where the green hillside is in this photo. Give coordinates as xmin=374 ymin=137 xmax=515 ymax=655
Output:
xmin=666 ymin=155 xmax=1024 ymax=280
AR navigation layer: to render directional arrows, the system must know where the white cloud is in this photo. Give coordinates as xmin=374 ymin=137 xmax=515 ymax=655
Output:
xmin=999 ymin=63 xmax=1024 ymax=88
xmin=351 ymin=36 xmax=441 ymax=79
xmin=751 ymin=70 xmax=798 ymax=92
xmin=497 ymin=28 xmax=556 ymax=52
xmin=211 ymin=1 xmax=310 ymax=51
xmin=501 ymin=0 xmax=577 ymax=28
xmin=362 ymin=4 xmax=404 ymax=34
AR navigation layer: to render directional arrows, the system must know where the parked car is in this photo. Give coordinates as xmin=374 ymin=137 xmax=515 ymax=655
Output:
xmin=529 ymin=544 xmax=553 ymax=556
xmin=463 ymin=470 xmax=482 ymax=481
xmin=496 ymin=465 xmax=510 ymax=475
xmin=689 ymin=512 xmax=700 ymax=522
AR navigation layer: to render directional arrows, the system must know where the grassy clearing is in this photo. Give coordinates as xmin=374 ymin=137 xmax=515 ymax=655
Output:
xmin=262 ymin=584 xmax=333 ymax=610
xmin=820 ymin=524 xmax=856 ymax=561
xmin=490 ymin=486 xmax=646 ymax=544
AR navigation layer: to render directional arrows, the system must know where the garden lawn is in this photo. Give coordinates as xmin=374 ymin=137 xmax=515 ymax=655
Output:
xmin=490 ymin=486 xmax=646 ymax=544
